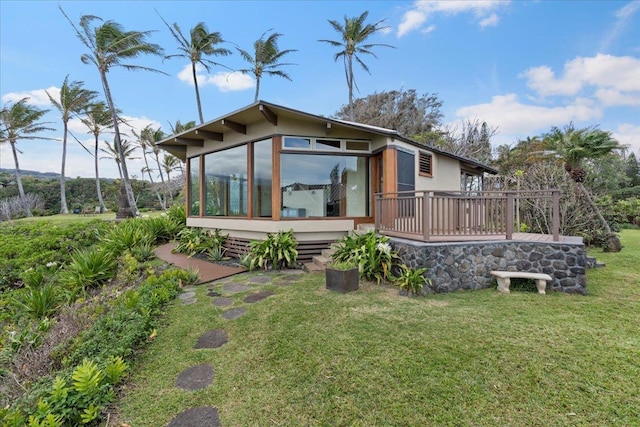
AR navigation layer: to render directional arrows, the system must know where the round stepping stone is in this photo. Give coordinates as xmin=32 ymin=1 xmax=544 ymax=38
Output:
xmin=177 ymin=292 xmax=196 ymax=300
xmin=194 ymin=329 xmax=228 ymax=349
xmin=244 ymin=290 xmax=274 ymax=303
xmin=167 ymin=406 xmax=220 ymax=427
xmin=222 ymin=283 xmax=251 ymax=293
xmin=175 ymin=364 xmax=214 ymax=391
xmin=212 ymin=297 xmax=234 ymax=307
xmin=181 ymin=298 xmax=197 ymax=305
xmin=248 ymin=275 xmax=272 ymax=284
xmin=207 ymin=290 xmax=222 ymax=297
xmin=222 ymin=307 xmax=247 ymax=320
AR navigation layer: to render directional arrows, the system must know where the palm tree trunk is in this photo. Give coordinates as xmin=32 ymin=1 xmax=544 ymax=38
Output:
xmin=59 ymin=121 xmax=69 ymax=214
xmin=94 ymin=134 xmax=106 ymax=211
xmin=346 ymin=54 xmax=354 ymax=121
xmin=100 ymin=70 xmax=139 ymax=216
xmin=154 ymin=151 xmax=169 ymax=206
xmin=192 ymin=62 xmax=204 ymax=124
xmin=254 ymin=77 xmax=260 ymax=102
xmin=143 ymin=153 xmax=165 ymax=210
xmin=9 ymin=139 xmax=32 ymax=217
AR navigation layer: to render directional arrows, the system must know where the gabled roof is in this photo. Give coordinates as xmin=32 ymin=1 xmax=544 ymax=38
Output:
xmin=157 ymin=100 xmax=498 ymax=174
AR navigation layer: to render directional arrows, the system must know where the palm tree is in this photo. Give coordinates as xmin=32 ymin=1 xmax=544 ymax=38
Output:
xmin=168 ymin=119 xmax=196 ymax=135
xmin=61 ymin=8 xmax=165 ymax=217
xmin=47 ymin=76 xmax=98 ymax=214
xmin=319 ymin=11 xmax=394 ymax=120
xmin=159 ymin=17 xmax=232 ymax=124
xmin=162 ymin=154 xmax=181 ymax=201
xmin=544 ymin=124 xmax=623 ymax=251
xmin=236 ymin=30 xmax=297 ymax=102
xmin=135 ymin=125 xmax=167 ymax=209
xmin=80 ymin=101 xmax=114 ymax=211
xmin=0 ymin=99 xmax=53 ymax=217
xmin=100 ymin=138 xmax=140 ymax=179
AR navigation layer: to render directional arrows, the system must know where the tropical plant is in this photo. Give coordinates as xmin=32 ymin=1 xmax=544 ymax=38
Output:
xmin=207 ymin=246 xmax=227 ymax=262
xmin=319 ymin=11 xmax=394 ymax=120
xmin=100 ymin=138 xmax=140 ymax=179
xmin=161 ymin=154 xmax=182 ymax=201
xmin=80 ymin=101 xmax=114 ymax=211
xmin=331 ymin=230 xmax=398 ymax=283
xmin=174 ymin=227 xmax=227 ymax=257
xmin=392 ymin=264 xmax=430 ymax=296
xmin=543 ymin=124 xmax=623 ymax=251
xmin=134 ymin=125 xmax=167 ymax=209
xmin=0 ymin=98 xmax=53 ymax=216
xmin=160 ymin=16 xmax=232 ymax=123
xmin=248 ymin=229 xmax=298 ymax=270
xmin=100 ymin=219 xmax=155 ymax=257
xmin=61 ymin=9 xmax=165 ymax=217
xmin=59 ymin=247 xmax=117 ymax=299
xmin=47 ymin=76 xmax=98 ymax=214
xmin=236 ymin=30 xmax=297 ymax=102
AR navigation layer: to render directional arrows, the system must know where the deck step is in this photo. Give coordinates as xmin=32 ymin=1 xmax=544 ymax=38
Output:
xmin=321 ymin=247 xmax=337 ymax=258
xmin=313 ymin=254 xmax=332 ymax=268
xmin=357 ymin=223 xmax=376 ymax=233
xmin=303 ymin=262 xmax=324 ymax=274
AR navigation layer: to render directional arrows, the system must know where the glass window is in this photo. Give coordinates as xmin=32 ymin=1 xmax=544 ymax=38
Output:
xmin=397 ymin=149 xmax=415 ymax=217
xmin=204 ymin=145 xmax=247 ymax=216
xmin=283 ymin=137 xmax=311 ymax=149
xmin=188 ymin=157 xmax=200 ymax=216
xmin=281 ymin=154 xmax=368 ymax=217
xmin=252 ymin=139 xmax=272 ymax=217
xmin=346 ymin=140 xmax=369 ymax=151
xmin=316 ymin=139 xmax=341 ymax=151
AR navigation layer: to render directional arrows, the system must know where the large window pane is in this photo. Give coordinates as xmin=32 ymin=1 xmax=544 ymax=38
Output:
xmin=188 ymin=157 xmax=200 ymax=216
xmin=204 ymin=145 xmax=247 ymax=216
xmin=252 ymin=139 xmax=272 ymax=217
xmin=281 ymin=154 xmax=368 ymax=217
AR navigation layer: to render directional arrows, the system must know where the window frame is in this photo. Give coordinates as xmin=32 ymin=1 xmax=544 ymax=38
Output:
xmin=419 ymin=151 xmax=433 ymax=177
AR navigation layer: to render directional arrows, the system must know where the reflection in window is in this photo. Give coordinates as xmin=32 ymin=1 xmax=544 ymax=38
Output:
xmin=204 ymin=145 xmax=247 ymax=216
xmin=280 ymin=154 xmax=368 ymax=217
xmin=283 ymin=137 xmax=311 ymax=149
xmin=252 ymin=139 xmax=272 ymax=217
xmin=189 ymin=157 xmax=200 ymax=216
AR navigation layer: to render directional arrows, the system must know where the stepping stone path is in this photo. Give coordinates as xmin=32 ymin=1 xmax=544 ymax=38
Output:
xmin=194 ymin=329 xmax=228 ymax=349
xmin=222 ymin=307 xmax=247 ymax=320
xmin=175 ymin=364 xmax=215 ymax=391
xmin=212 ymin=297 xmax=234 ymax=307
xmin=222 ymin=283 xmax=252 ymax=293
xmin=167 ymin=406 xmax=220 ymax=427
xmin=244 ymin=290 xmax=274 ymax=303
xmin=167 ymin=271 xmax=306 ymax=425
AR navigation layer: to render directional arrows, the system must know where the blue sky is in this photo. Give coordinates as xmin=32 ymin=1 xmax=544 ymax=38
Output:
xmin=1 ymin=0 xmax=639 ymax=179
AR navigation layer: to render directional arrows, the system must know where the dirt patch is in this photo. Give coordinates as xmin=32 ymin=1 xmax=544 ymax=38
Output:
xmin=175 ymin=364 xmax=214 ymax=391
xmin=244 ymin=290 xmax=274 ymax=303
xmin=167 ymin=406 xmax=220 ymax=427
xmin=194 ymin=329 xmax=228 ymax=349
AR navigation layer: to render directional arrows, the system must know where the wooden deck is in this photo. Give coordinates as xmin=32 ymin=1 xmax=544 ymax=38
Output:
xmin=381 ymin=231 xmax=580 ymax=244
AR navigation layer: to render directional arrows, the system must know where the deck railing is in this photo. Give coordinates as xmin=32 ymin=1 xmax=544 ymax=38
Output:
xmin=375 ymin=190 xmax=560 ymax=242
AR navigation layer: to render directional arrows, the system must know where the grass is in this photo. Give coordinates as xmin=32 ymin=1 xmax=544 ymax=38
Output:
xmin=12 ymin=210 xmax=165 ymax=225
xmin=117 ymin=230 xmax=640 ymax=426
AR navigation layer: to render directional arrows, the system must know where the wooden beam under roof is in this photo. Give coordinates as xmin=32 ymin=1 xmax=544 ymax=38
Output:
xmin=325 ymin=122 xmax=332 ymax=135
xmin=195 ymin=129 xmax=223 ymax=141
xmin=259 ymin=104 xmax=278 ymax=125
xmin=174 ymin=137 xmax=204 ymax=147
xmin=221 ymin=119 xmax=246 ymax=134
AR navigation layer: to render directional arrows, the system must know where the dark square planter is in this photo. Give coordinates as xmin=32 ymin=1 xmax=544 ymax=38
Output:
xmin=326 ymin=267 xmax=359 ymax=293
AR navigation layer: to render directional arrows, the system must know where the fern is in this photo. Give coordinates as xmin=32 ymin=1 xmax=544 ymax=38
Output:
xmin=104 ymin=356 xmax=128 ymax=384
xmin=72 ymin=359 xmax=104 ymax=397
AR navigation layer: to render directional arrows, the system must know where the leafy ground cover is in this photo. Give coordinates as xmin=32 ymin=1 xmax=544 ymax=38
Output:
xmin=117 ymin=230 xmax=640 ymax=426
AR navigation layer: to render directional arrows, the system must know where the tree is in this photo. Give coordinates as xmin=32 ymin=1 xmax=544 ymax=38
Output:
xmin=135 ymin=125 xmax=167 ymax=209
xmin=544 ymin=124 xmax=623 ymax=251
xmin=80 ymin=101 xmax=114 ymax=211
xmin=333 ymin=89 xmax=442 ymax=137
xmin=0 ymin=99 xmax=53 ymax=217
xmin=162 ymin=154 xmax=181 ymax=201
xmin=47 ymin=76 xmax=98 ymax=214
xmin=319 ymin=11 xmax=394 ymax=121
xmin=417 ymin=118 xmax=498 ymax=164
xmin=625 ymin=152 xmax=640 ymax=188
xmin=101 ymin=139 xmax=139 ymax=179
xmin=236 ymin=30 xmax=297 ymax=102
xmin=62 ymin=9 xmax=165 ymax=217
xmin=160 ymin=17 xmax=231 ymax=123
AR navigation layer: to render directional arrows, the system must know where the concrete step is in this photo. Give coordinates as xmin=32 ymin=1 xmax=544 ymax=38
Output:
xmin=303 ymin=262 xmax=324 ymax=274
xmin=357 ymin=223 xmax=376 ymax=233
xmin=313 ymin=254 xmax=332 ymax=268
xmin=321 ymin=247 xmax=337 ymax=258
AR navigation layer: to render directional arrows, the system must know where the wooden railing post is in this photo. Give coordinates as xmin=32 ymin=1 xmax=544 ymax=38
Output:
xmin=552 ymin=190 xmax=560 ymax=241
xmin=375 ymin=193 xmax=381 ymax=231
xmin=506 ymin=193 xmax=514 ymax=240
xmin=423 ymin=192 xmax=430 ymax=241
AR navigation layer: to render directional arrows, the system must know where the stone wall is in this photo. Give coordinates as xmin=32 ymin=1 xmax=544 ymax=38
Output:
xmin=390 ymin=237 xmax=587 ymax=295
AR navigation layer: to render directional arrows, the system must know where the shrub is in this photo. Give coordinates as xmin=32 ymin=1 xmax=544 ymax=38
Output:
xmin=392 ymin=264 xmax=430 ymax=296
xmin=99 ymin=220 xmax=155 ymax=258
xmin=59 ymin=248 xmax=117 ymax=300
xmin=331 ymin=230 xmax=398 ymax=284
xmin=249 ymin=230 xmax=298 ymax=270
xmin=174 ymin=227 xmax=227 ymax=257
xmin=166 ymin=203 xmax=186 ymax=227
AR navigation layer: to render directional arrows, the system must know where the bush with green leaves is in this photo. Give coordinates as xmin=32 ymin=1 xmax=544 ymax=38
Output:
xmin=99 ymin=220 xmax=155 ymax=258
xmin=249 ymin=229 xmax=298 ymax=270
xmin=59 ymin=248 xmax=117 ymax=300
xmin=392 ymin=264 xmax=430 ymax=296
xmin=174 ymin=227 xmax=227 ymax=257
xmin=166 ymin=203 xmax=187 ymax=226
xmin=331 ymin=230 xmax=399 ymax=284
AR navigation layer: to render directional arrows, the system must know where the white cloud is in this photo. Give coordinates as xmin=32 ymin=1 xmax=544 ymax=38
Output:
xmin=177 ymin=64 xmax=254 ymax=92
xmin=118 ymin=115 xmax=163 ymax=140
xmin=421 ymin=25 xmax=436 ymax=34
xmin=613 ymin=123 xmax=640 ymax=155
xmin=1 ymin=86 xmax=60 ymax=107
xmin=521 ymin=54 xmax=640 ymax=100
xmin=595 ymin=88 xmax=640 ymax=107
xmin=600 ymin=0 xmax=640 ymax=52
xmin=398 ymin=0 xmax=509 ymax=37
xmin=455 ymin=93 xmax=602 ymax=136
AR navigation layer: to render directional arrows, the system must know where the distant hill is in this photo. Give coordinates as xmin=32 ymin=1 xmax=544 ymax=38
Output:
xmin=0 ymin=168 xmax=61 ymax=180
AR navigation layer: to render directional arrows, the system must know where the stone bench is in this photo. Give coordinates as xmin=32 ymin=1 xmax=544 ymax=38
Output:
xmin=490 ymin=271 xmax=553 ymax=295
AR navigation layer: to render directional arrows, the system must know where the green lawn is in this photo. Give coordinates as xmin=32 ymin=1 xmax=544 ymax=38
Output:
xmin=117 ymin=230 xmax=640 ymax=426
xmin=12 ymin=210 xmax=164 ymax=225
